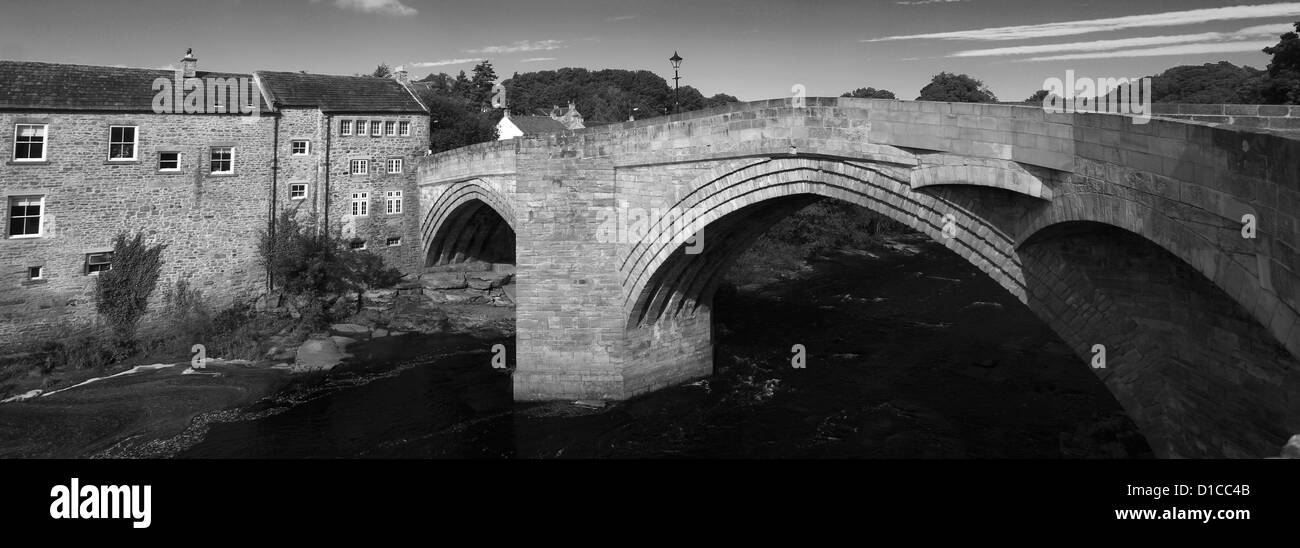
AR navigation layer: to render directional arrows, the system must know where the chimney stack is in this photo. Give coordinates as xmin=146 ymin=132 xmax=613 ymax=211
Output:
xmin=181 ymin=48 xmax=198 ymax=79
xmin=392 ymin=65 xmax=409 ymax=84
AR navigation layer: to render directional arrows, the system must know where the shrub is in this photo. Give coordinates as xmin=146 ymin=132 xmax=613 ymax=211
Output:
xmin=94 ymin=232 xmax=166 ymax=347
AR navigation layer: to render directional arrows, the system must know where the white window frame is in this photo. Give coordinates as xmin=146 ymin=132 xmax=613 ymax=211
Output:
xmin=291 ymin=140 xmax=310 ymax=156
xmin=158 ymin=151 xmax=181 ymax=171
xmin=350 ymin=159 xmax=369 ymax=175
xmin=356 ymin=120 xmax=367 ymax=136
xmin=13 ymin=124 xmax=48 ymax=162
xmin=386 ymin=158 xmax=402 ymax=174
xmin=399 ymin=121 xmax=411 ymax=136
xmin=289 ymin=183 xmax=308 ymax=200
xmin=349 ymin=239 xmax=367 ymax=251
xmin=385 ymin=190 xmax=403 ymax=214
xmin=210 ymin=146 xmax=234 ymax=174
xmin=371 ymin=120 xmax=382 ymax=137
xmin=7 ymin=195 xmax=44 ymax=239
xmin=351 ymin=192 xmax=370 ymax=216
xmin=386 ymin=236 xmax=402 ymax=247
xmin=340 ymin=120 xmax=353 ymax=136
xmin=27 ymin=266 xmax=43 ymax=280
xmin=385 ymin=121 xmax=396 ymax=136
xmin=86 ymin=252 xmax=113 ymax=276
xmin=108 ymin=125 xmax=138 ymax=161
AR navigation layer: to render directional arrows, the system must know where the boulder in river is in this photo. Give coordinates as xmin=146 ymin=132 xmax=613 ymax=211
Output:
xmin=421 ymin=272 xmax=467 ymax=290
xmin=294 ymin=337 xmax=344 ymax=372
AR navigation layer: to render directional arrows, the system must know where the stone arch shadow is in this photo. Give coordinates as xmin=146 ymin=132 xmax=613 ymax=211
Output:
xmin=422 ymin=180 xmax=517 ymax=268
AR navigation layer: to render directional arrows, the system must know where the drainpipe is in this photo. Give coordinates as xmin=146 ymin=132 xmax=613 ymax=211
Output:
xmin=323 ymin=113 xmax=332 ymax=236
xmin=268 ymin=110 xmax=280 ymax=292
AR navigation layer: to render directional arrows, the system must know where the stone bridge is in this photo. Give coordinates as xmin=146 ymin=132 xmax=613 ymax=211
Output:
xmin=418 ymin=97 xmax=1300 ymax=459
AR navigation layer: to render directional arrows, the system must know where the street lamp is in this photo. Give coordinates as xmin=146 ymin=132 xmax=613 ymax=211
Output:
xmin=669 ymin=51 xmax=683 ymax=113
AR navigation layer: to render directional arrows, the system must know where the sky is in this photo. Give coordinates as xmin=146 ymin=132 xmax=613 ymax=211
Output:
xmin=2 ymin=0 xmax=1298 ymax=102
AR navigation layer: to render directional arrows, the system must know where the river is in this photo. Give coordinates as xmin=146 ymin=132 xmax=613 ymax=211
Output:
xmin=177 ymin=234 xmax=1151 ymax=458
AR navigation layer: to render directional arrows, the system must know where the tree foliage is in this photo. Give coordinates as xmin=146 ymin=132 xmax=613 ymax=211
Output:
xmin=841 ymin=87 xmax=897 ymax=99
xmin=1261 ymin=22 xmax=1300 ymax=104
xmin=370 ymin=63 xmax=392 ymax=78
xmin=94 ymin=232 xmax=166 ymax=344
xmin=1147 ymin=62 xmax=1265 ymax=103
xmin=502 ymin=68 xmax=737 ymax=122
xmin=917 ymin=72 xmax=998 ymax=103
xmin=259 ymin=211 xmax=402 ymax=310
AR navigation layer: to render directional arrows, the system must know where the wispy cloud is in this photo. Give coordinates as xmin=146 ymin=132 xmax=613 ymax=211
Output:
xmin=895 ymin=0 xmax=969 ymax=5
xmin=410 ymin=58 xmax=482 ymax=68
xmin=311 ymin=0 xmax=417 ymax=17
xmin=864 ymin=2 xmax=1300 ymax=41
xmin=605 ymin=15 xmax=640 ymax=21
xmin=952 ymin=23 xmax=1292 ymax=57
xmin=466 ymin=40 xmax=565 ymax=54
xmin=520 ymin=57 xmax=558 ymax=63
xmin=1019 ymin=40 xmax=1274 ymax=62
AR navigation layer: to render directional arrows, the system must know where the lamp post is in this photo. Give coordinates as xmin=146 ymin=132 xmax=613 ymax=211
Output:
xmin=669 ymin=51 xmax=683 ymax=114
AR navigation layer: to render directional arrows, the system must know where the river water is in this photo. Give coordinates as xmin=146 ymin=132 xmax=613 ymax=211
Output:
xmin=178 ymin=235 xmax=1151 ymax=459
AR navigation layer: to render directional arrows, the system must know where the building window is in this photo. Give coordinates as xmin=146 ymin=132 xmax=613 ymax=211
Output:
xmin=27 ymin=266 xmax=43 ymax=280
xmin=386 ymin=237 xmax=402 ymax=247
xmin=86 ymin=252 xmax=113 ymax=275
xmin=371 ymin=121 xmax=382 ymax=137
xmin=108 ymin=126 xmax=137 ymax=161
xmin=385 ymin=121 xmax=396 ymax=136
xmin=385 ymin=190 xmax=403 ymax=214
xmin=210 ymin=146 xmax=233 ymax=174
xmin=7 ymin=195 xmax=43 ymax=238
xmin=399 ymin=121 xmax=410 ymax=136
xmin=340 ymin=120 xmax=353 ymax=136
xmin=386 ymin=158 xmax=402 ymax=174
xmin=350 ymin=159 xmax=369 ymax=175
xmin=291 ymin=140 xmax=310 ymax=155
xmin=290 ymin=183 xmax=308 ymax=200
xmin=158 ymin=151 xmax=180 ymax=171
xmin=356 ymin=121 xmax=367 ymax=136
xmin=351 ymin=192 xmax=369 ymax=216
xmin=13 ymin=124 xmax=47 ymax=161
xmin=349 ymin=239 xmax=367 ymax=250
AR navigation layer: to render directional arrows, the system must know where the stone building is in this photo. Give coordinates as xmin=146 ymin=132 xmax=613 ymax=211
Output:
xmin=0 ymin=54 xmax=431 ymax=344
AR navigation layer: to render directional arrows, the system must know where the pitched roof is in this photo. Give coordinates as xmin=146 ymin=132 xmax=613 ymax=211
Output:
xmin=255 ymin=71 xmax=426 ymax=113
xmin=505 ymin=114 xmax=568 ymax=134
xmin=0 ymin=60 xmax=269 ymax=112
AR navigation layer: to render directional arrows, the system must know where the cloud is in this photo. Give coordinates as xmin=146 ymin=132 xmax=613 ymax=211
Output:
xmin=1018 ymin=40 xmax=1274 ymax=62
xmin=409 ymin=58 xmax=482 ymax=68
xmin=951 ymin=23 xmax=1292 ymax=57
xmin=520 ymin=57 xmax=557 ymax=63
xmin=864 ymin=2 xmax=1300 ymax=41
xmin=311 ymin=0 xmax=417 ymax=16
xmin=466 ymin=40 xmax=565 ymax=54
xmin=894 ymin=0 xmax=968 ymax=5
xmin=605 ymin=15 xmax=639 ymax=21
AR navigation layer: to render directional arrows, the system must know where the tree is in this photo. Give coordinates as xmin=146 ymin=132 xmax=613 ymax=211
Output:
xmin=1261 ymin=23 xmax=1300 ymax=104
xmin=1025 ymin=89 xmax=1052 ymax=104
xmin=841 ymin=87 xmax=896 ymax=99
xmin=418 ymin=92 xmax=498 ymax=152
xmin=370 ymin=63 xmax=392 ymax=78
xmin=917 ymin=72 xmax=998 ymax=103
xmin=1147 ymin=62 xmax=1265 ymax=103
xmin=468 ymin=60 xmax=498 ymax=108
xmin=95 ymin=232 xmax=166 ymax=346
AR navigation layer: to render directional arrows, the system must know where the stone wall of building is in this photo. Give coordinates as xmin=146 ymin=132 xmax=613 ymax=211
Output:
xmin=319 ymin=112 xmax=429 ymax=273
xmin=0 ymin=111 xmax=276 ymax=343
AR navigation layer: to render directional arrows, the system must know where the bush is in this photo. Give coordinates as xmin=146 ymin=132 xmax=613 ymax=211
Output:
xmin=94 ymin=232 xmax=166 ymax=346
xmin=259 ymin=210 xmax=405 ymax=324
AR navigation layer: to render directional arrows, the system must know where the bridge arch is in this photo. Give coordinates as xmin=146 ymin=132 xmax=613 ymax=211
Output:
xmin=422 ymin=179 xmax=517 ymax=267
xmin=620 ymin=157 xmax=1300 ymax=458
